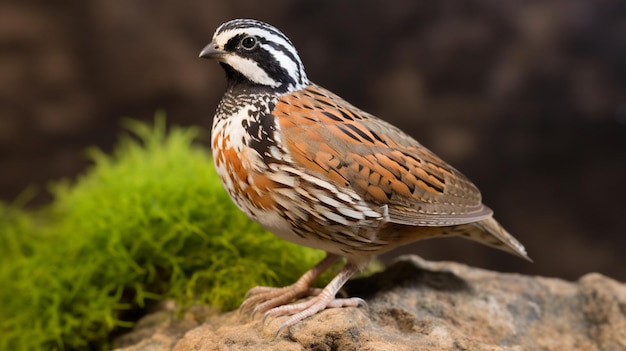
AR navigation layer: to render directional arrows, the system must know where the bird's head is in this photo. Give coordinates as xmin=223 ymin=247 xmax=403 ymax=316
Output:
xmin=200 ymin=19 xmax=309 ymax=93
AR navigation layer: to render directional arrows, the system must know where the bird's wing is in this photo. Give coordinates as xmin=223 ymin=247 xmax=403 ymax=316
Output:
xmin=273 ymin=84 xmax=493 ymax=227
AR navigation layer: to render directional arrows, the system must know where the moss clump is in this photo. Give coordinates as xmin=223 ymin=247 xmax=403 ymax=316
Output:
xmin=0 ymin=115 xmax=326 ymax=350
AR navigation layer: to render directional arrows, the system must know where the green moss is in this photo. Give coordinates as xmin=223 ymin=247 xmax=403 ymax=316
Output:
xmin=0 ymin=114 xmax=326 ymax=350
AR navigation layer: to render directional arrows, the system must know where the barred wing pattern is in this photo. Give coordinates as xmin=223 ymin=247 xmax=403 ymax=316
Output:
xmin=275 ymin=84 xmax=493 ymax=227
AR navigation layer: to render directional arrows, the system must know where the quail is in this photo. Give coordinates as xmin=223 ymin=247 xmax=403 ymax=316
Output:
xmin=199 ymin=18 xmax=530 ymax=333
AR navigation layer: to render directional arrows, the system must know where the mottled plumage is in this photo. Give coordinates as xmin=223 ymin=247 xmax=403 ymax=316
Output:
xmin=200 ymin=18 xmax=530 ymax=334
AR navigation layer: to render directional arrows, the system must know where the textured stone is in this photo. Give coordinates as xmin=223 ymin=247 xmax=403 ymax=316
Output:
xmin=113 ymin=256 xmax=626 ymax=351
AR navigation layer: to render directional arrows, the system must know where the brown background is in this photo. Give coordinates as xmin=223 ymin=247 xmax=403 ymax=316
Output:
xmin=1 ymin=0 xmax=625 ymax=281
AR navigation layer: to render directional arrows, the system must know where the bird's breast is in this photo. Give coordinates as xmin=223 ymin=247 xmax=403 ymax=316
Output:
xmin=210 ymin=93 xmax=393 ymax=255
xmin=211 ymin=93 xmax=284 ymax=215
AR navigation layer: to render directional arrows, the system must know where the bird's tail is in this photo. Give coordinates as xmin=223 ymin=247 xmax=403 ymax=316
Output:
xmin=458 ymin=217 xmax=532 ymax=262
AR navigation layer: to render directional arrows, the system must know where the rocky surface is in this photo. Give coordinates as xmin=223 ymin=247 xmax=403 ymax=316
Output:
xmin=113 ymin=255 xmax=626 ymax=351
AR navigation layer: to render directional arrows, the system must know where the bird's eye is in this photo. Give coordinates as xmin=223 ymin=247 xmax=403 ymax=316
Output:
xmin=241 ymin=36 xmax=258 ymax=50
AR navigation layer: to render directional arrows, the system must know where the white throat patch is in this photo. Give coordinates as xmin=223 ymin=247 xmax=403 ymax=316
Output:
xmin=223 ymin=55 xmax=280 ymax=87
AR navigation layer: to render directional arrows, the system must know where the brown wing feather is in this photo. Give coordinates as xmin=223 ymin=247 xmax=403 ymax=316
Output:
xmin=274 ymin=84 xmax=493 ymax=227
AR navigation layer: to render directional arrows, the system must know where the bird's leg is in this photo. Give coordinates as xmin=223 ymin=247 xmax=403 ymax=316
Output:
xmin=265 ymin=261 xmax=366 ymax=335
xmin=240 ymin=253 xmax=340 ymax=316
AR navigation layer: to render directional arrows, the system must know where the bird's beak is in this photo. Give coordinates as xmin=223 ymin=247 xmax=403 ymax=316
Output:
xmin=199 ymin=42 xmax=225 ymax=60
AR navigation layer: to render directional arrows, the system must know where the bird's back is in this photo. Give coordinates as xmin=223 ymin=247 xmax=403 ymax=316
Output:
xmin=271 ymin=84 xmax=529 ymax=260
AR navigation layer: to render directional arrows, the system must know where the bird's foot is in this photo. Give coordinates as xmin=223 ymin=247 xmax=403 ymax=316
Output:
xmin=240 ymin=254 xmax=341 ymax=318
xmin=239 ymin=284 xmax=322 ymax=317
xmin=238 ymin=256 xmax=366 ymax=336
xmin=264 ymin=292 xmax=366 ymax=336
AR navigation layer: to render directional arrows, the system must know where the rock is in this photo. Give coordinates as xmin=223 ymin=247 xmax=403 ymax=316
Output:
xmin=113 ymin=256 xmax=626 ymax=351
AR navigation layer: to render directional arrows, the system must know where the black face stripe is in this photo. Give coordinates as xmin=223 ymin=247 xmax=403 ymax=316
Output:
xmin=224 ymin=34 xmax=245 ymax=51
xmin=258 ymin=37 xmax=303 ymax=84
xmin=226 ymin=40 xmax=295 ymax=91
xmin=222 ymin=34 xmax=297 ymax=90
xmin=253 ymin=46 xmax=296 ymax=88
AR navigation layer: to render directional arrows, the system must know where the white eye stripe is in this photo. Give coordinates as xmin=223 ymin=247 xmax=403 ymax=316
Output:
xmin=216 ymin=28 xmax=299 ymax=61
xmin=216 ymin=25 xmax=291 ymax=47
xmin=214 ymin=19 xmax=290 ymax=43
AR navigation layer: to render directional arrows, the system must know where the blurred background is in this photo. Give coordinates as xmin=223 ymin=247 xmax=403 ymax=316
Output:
xmin=1 ymin=0 xmax=624 ymax=281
